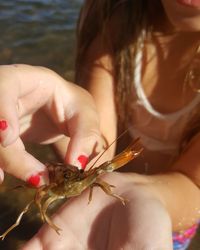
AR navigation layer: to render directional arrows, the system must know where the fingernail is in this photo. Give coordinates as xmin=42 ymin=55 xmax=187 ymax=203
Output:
xmin=0 ymin=120 xmax=8 ymax=131
xmin=77 ymin=155 xmax=88 ymax=170
xmin=27 ymin=174 xmax=41 ymax=187
xmin=27 ymin=171 xmax=49 ymax=187
xmin=0 ymin=120 xmax=12 ymax=147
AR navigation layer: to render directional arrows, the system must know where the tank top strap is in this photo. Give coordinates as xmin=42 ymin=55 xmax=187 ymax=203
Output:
xmin=133 ymin=48 xmax=200 ymax=120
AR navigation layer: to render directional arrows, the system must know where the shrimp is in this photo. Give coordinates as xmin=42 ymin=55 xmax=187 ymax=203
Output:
xmin=0 ymin=138 xmax=142 ymax=240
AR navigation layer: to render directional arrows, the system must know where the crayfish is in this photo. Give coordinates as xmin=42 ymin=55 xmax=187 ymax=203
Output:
xmin=0 ymin=138 xmax=142 ymax=240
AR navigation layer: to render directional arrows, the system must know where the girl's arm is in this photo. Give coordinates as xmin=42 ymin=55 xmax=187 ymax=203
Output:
xmin=76 ymin=34 xmax=118 ymax=164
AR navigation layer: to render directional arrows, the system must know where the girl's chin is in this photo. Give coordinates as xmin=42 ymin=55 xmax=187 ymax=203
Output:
xmin=173 ymin=20 xmax=200 ymax=32
xmin=173 ymin=16 xmax=200 ymax=32
xmin=176 ymin=0 xmax=200 ymax=8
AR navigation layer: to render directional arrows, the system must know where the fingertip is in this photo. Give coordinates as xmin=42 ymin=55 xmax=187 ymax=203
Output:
xmin=26 ymin=170 xmax=49 ymax=187
xmin=0 ymin=120 xmax=8 ymax=130
xmin=66 ymin=133 xmax=105 ymax=169
xmin=0 ymin=119 xmax=10 ymax=146
xmin=77 ymin=155 xmax=89 ymax=170
xmin=0 ymin=121 xmax=19 ymax=147
xmin=0 ymin=142 xmax=49 ymax=187
xmin=65 ymin=153 xmax=89 ymax=170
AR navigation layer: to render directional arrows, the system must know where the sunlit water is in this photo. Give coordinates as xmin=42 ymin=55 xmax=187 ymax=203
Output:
xmin=0 ymin=0 xmax=83 ymax=76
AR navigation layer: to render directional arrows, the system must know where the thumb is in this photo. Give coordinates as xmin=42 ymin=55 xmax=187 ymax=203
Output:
xmin=63 ymin=100 xmax=105 ymax=170
xmin=65 ymin=131 xmax=105 ymax=170
xmin=49 ymin=82 xmax=105 ymax=169
xmin=0 ymin=138 xmax=48 ymax=186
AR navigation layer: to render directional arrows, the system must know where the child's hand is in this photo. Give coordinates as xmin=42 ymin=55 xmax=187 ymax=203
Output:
xmin=0 ymin=64 xmax=103 ymax=186
xmin=21 ymin=172 xmax=173 ymax=250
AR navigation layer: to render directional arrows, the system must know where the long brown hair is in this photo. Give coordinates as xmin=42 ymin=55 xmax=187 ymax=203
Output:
xmin=75 ymin=0 xmax=200 ymax=149
xmin=75 ymin=0 xmax=164 ymax=126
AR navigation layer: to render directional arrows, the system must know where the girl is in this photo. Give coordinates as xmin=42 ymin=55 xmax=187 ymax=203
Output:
xmin=23 ymin=0 xmax=200 ymax=249
xmin=76 ymin=0 xmax=200 ymax=249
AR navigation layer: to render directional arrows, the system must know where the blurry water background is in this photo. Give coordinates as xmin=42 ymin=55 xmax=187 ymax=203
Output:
xmin=0 ymin=0 xmax=200 ymax=249
xmin=0 ymin=0 xmax=81 ymax=77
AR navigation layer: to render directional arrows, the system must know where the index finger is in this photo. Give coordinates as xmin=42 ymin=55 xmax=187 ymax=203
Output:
xmin=0 ymin=64 xmax=54 ymax=146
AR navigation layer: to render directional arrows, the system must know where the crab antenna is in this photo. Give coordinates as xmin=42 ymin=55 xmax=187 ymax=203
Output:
xmin=89 ymin=129 xmax=129 ymax=170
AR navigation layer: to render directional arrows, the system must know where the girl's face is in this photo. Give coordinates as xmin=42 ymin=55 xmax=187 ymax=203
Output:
xmin=161 ymin=0 xmax=200 ymax=31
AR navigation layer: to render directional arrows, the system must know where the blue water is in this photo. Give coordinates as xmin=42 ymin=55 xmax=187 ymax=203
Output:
xmin=0 ymin=0 xmax=83 ymax=75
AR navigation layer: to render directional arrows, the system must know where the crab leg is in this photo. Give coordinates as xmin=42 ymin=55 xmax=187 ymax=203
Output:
xmin=0 ymin=201 xmax=33 ymax=240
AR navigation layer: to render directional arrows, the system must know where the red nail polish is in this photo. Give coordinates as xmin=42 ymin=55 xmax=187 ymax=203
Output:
xmin=27 ymin=174 xmax=40 ymax=187
xmin=0 ymin=120 xmax=7 ymax=131
xmin=77 ymin=155 xmax=88 ymax=170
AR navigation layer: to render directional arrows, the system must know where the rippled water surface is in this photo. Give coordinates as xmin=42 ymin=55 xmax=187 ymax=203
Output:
xmin=0 ymin=0 xmax=83 ymax=76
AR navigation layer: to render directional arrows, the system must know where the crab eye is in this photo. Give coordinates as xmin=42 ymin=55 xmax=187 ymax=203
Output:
xmin=64 ymin=173 xmax=69 ymax=179
xmin=63 ymin=170 xmax=72 ymax=179
xmin=79 ymin=169 xmax=84 ymax=174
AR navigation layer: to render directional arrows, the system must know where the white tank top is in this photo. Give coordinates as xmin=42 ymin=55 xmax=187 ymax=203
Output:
xmin=129 ymin=49 xmax=200 ymax=156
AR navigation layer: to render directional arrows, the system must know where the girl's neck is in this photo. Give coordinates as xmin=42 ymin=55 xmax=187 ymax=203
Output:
xmin=141 ymin=30 xmax=199 ymax=113
xmin=152 ymin=31 xmax=199 ymax=70
xmin=150 ymin=8 xmax=200 ymax=64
